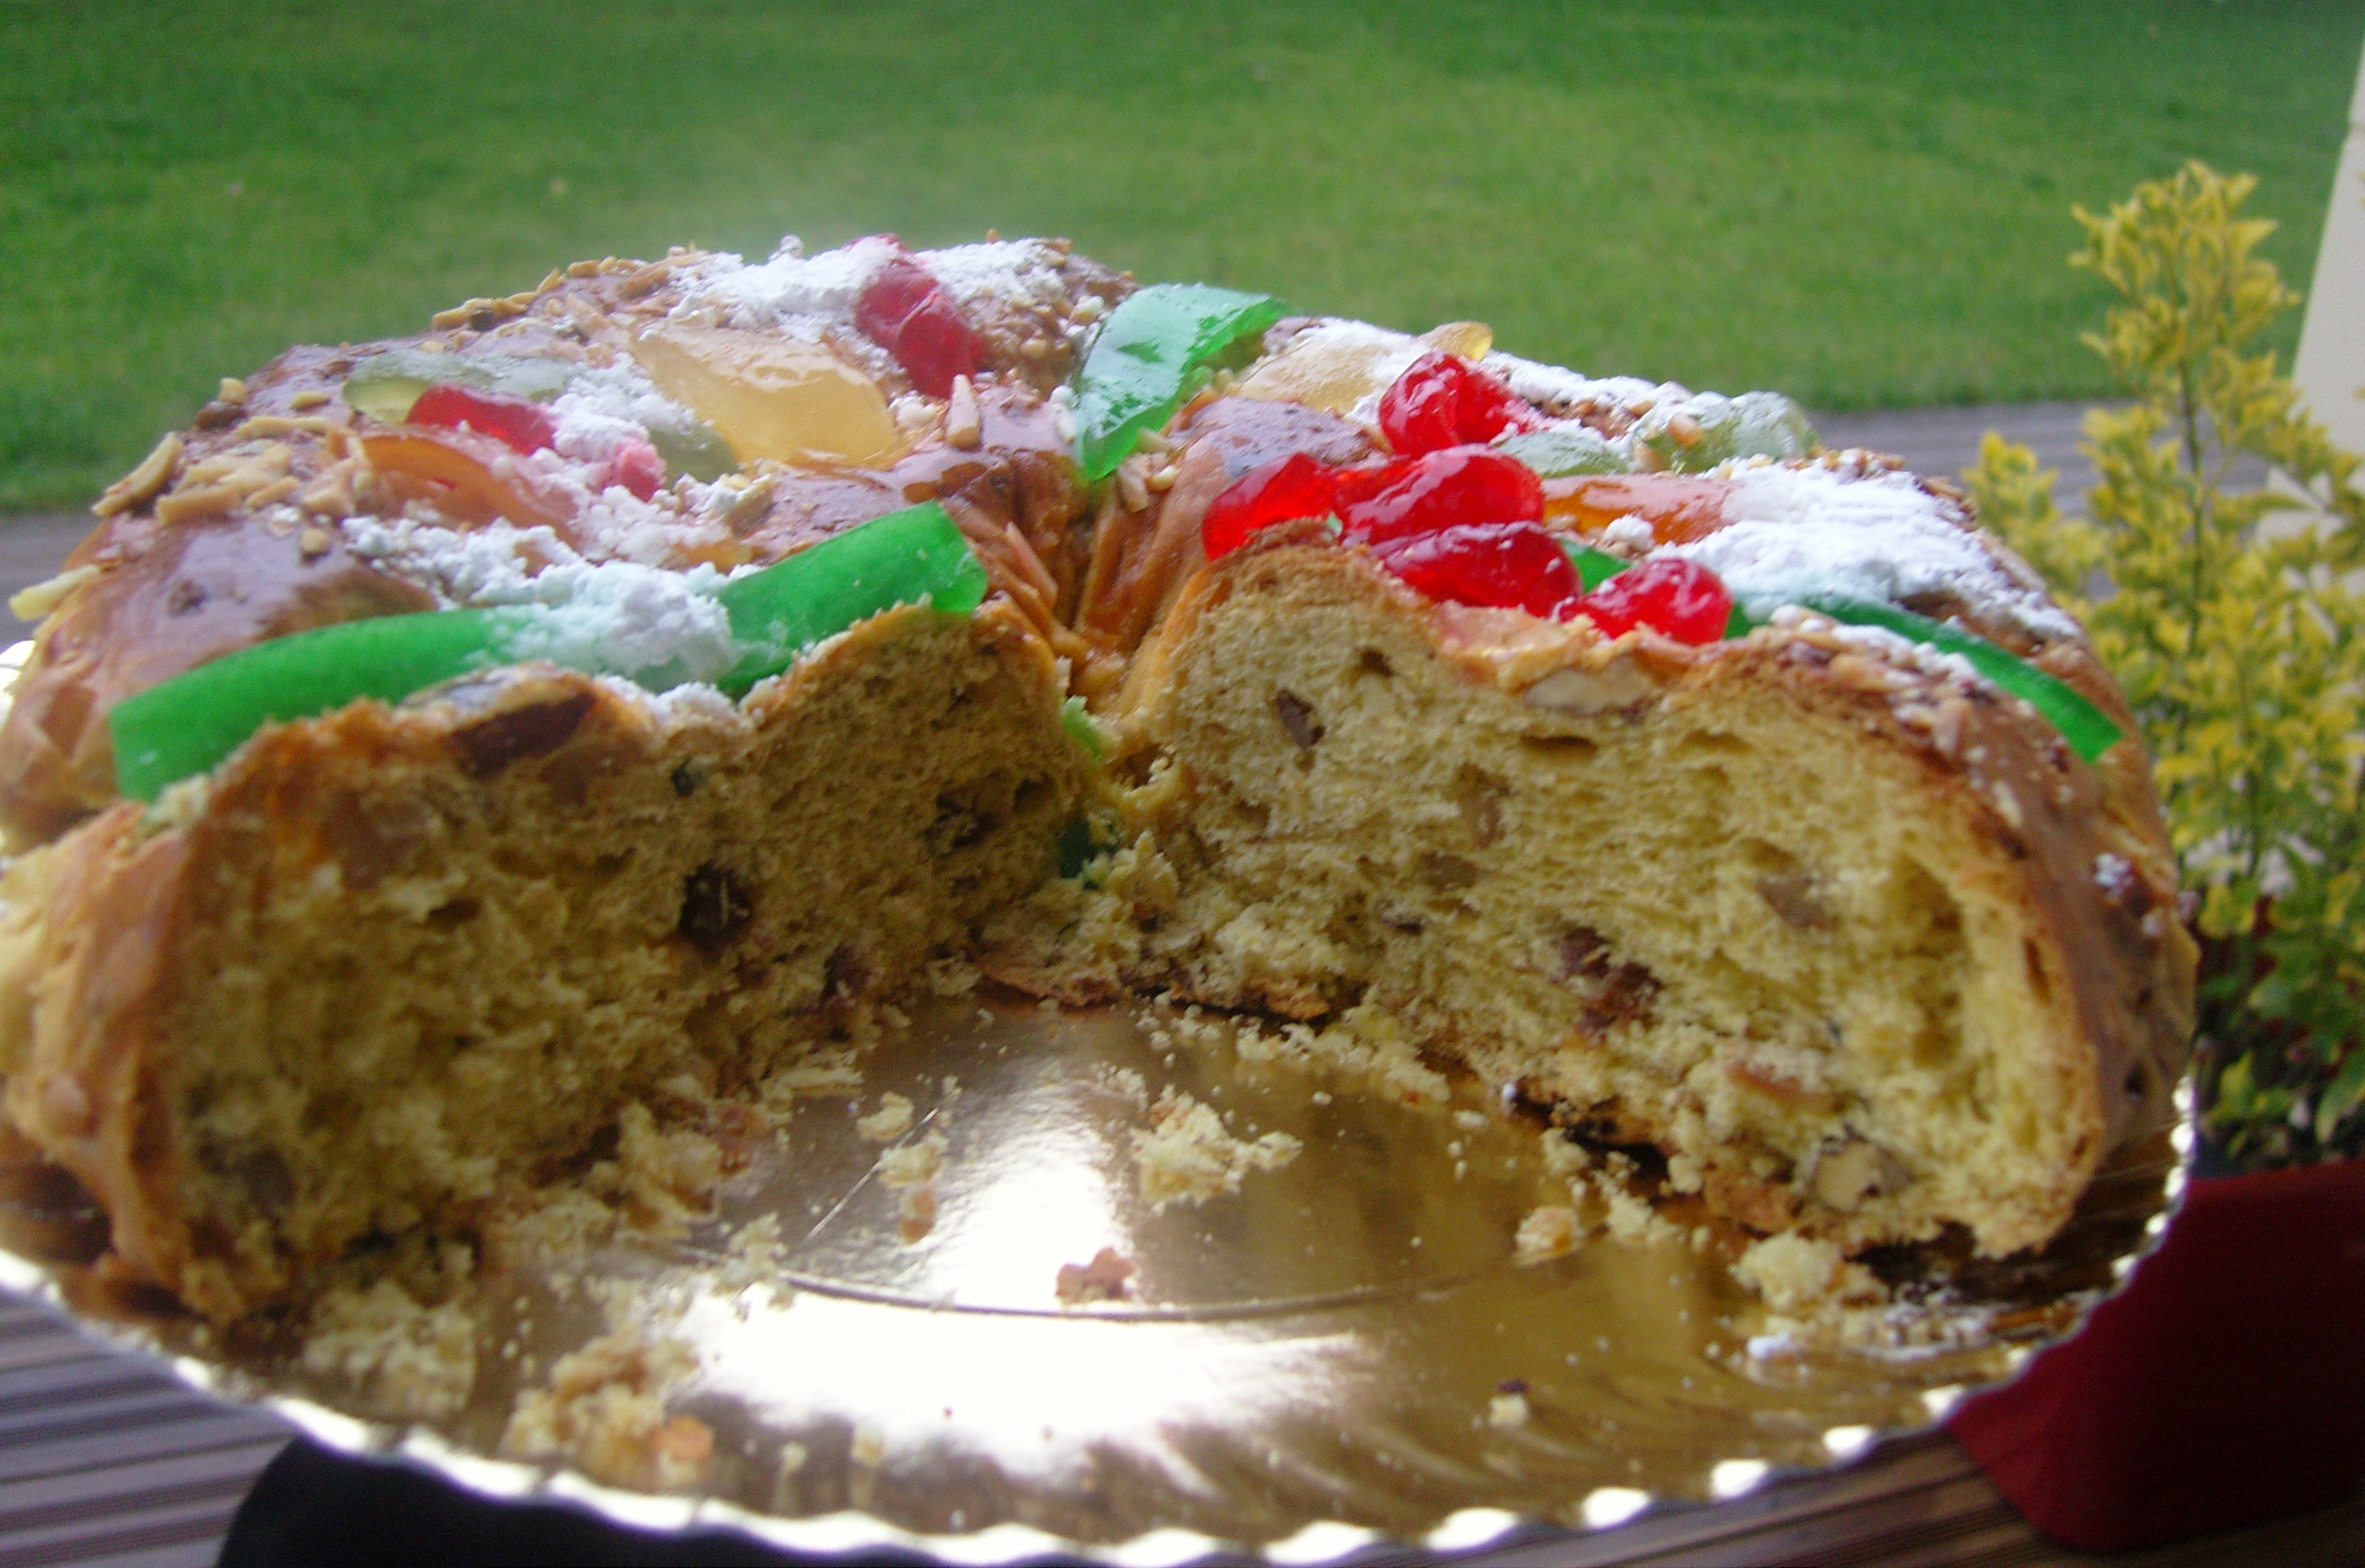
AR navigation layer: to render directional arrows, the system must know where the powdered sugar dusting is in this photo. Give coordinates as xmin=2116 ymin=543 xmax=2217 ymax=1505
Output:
xmin=919 ymin=239 xmax=1077 ymax=320
xmin=336 ymin=516 xmax=736 ymax=690
xmin=1671 ymin=464 xmax=2078 ymax=640
xmin=1481 ymin=352 xmax=1678 ymax=419
xmin=500 ymin=562 xmax=736 ymax=690
xmin=678 ymin=236 xmax=899 ymax=335
xmin=550 ymin=364 xmax=699 ymax=465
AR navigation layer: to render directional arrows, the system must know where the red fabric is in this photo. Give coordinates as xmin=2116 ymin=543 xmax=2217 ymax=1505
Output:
xmin=1947 ymin=1156 xmax=2365 ymax=1551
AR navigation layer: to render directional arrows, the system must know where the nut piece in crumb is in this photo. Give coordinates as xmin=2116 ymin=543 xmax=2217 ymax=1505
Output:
xmin=1132 ymin=1089 xmax=1301 ymax=1210
xmin=1055 ymin=1247 xmax=1136 ymax=1305
xmin=855 ymin=1091 xmax=915 ymax=1142
xmin=1513 ymin=1204 xmax=1584 ymax=1264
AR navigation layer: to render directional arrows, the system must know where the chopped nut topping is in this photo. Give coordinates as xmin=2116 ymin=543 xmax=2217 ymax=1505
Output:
xmin=92 ymin=432 xmax=184 ymax=517
xmin=8 ymin=564 xmax=98 ymax=623
xmin=621 ymin=263 xmax=672 ymax=299
xmin=235 ymin=414 xmax=334 ymax=440
xmin=945 ymin=375 xmax=982 ymax=450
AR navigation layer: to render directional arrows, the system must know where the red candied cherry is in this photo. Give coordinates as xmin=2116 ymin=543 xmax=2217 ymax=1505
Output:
xmin=1377 ymin=351 xmax=1547 ymax=455
xmin=1370 ymin=521 xmax=1579 ymax=618
xmin=1203 ymin=452 xmax=1338 ymax=558
xmin=1566 ymin=556 xmax=1733 ymax=644
xmin=1335 ymin=445 xmax=1543 ymax=544
xmin=607 ymin=435 xmax=666 ymax=501
xmin=855 ymin=249 xmax=982 ymax=398
xmin=406 ymin=384 xmax=558 ymax=456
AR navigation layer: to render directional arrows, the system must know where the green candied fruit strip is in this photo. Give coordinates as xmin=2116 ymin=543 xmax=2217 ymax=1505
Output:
xmin=109 ymin=608 xmax=529 ymax=802
xmin=1073 ymin=283 xmax=1289 ymax=480
xmin=1799 ymin=597 xmax=2124 ymax=763
xmin=108 ymin=503 xmax=990 ymax=800
xmin=715 ymin=501 xmax=988 ymax=695
xmin=1497 ymin=426 xmax=1632 ymax=478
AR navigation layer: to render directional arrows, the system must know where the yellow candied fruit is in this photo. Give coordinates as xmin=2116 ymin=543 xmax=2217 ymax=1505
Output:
xmin=629 ymin=323 xmax=905 ymax=469
xmin=1234 ymin=319 xmax=1494 ymax=416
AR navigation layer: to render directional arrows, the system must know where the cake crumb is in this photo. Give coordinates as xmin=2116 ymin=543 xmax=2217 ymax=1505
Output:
xmin=299 ymin=1279 xmax=478 ymax=1421
xmin=1540 ymin=1130 xmax=1592 ymax=1178
xmin=1132 ymin=1089 xmax=1302 ymax=1209
xmin=1488 ymin=1382 xmax=1531 ymax=1429
xmin=875 ymin=1129 xmax=945 ymax=1188
xmin=1731 ymin=1234 xmax=1883 ymax=1314
xmin=856 ymin=1093 xmax=914 ymax=1142
xmin=712 ymin=1213 xmax=789 ymax=1302
xmin=1598 ymin=1182 xmax=1683 ymax=1247
xmin=501 ymin=1331 xmax=710 ymax=1491
xmin=923 ymin=956 xmax=981 ymax=995
xmin=1055 ymin=1247 xmax=1136 ymax=1304
xmin=1514 ymin=1204 xmax=1584 ymax=1264
xmin=877 ymin=1129 xmax=946 ymax=1243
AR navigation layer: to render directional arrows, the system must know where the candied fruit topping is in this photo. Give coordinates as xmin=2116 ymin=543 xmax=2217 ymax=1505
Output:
xmin=608 ymin=435 xmax=667 ymax=501
xmin=1335 ymin=446 xmax=1544 ymax=544
xmin=629 ymin=322 xmax=906 ymax=468
xmin=1377 ymin=351 xmax=1546 ymax=455
xmin=1542 ymin=472 xmax=1733 ymax=544
xmin=1370 ymin=522 xmax=1579 ymax=618
xmin=1568 ymin=556 xmax=1733 ymax=644
xmin=854 ymin=247 xmax=982 ymax=399
xmin=1203 ymin=453 xmax=1338 ymax=559
xmin=405 ymin=383 xmax=558 ymax=456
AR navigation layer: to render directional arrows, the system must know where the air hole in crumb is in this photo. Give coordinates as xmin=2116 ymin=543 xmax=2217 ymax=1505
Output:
xmin=1518 ymin=734 xmax=1599 ymax=761
xmin=825 ymin=943 xmax=873 ymax=999
xmin=1355 ymin=648 xmax=1394 ymax=679
xmin=2021 ymin=938 xmax=2052 ymax=1003
xmin=426 ymin=898 xmax=480 ymax=930
xmin=670 ymin=760 xmax=702 ymax=797
xmin=679 ymin=863 xmax=755 ymax=958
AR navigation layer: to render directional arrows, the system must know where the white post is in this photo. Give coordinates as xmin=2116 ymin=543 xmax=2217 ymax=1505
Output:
xmin=2293 ymin=40 xmax=2365 ymax=452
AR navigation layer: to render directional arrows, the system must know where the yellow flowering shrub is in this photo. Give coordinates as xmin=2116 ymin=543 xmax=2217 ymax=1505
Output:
xmin=1970 ymin=162 xmax=2365 ymax=1166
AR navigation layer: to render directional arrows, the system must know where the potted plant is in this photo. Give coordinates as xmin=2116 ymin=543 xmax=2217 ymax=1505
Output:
xmin=1944 ymin=162 xmax=2365 ymax=1552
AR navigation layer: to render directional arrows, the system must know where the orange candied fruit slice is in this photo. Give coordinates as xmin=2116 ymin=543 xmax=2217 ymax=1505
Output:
xmin=1541 ymin=473 xmax=1734 ymax=545
xmin=360 ymin=430 xmax=574 ymax=533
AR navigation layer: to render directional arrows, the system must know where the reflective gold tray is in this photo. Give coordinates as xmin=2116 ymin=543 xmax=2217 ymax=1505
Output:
xmin=0 ymin=992 xmax=2182 ymax=1562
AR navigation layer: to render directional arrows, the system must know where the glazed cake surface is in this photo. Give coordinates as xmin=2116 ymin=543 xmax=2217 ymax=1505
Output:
xmin=0 ymin=233 xmax=2193 ymax=1320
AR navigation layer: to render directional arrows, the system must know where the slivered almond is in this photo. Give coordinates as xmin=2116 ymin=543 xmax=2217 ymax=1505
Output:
xmin=945 ymin=375 xmax=982 ymax=450
xmin=92 ymin=432 xmax=183 ymax=517
xmin=8 ymin=564 xmax=98 ymax=622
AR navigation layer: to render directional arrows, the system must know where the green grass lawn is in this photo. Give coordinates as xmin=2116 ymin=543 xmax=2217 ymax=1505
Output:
xmin=4 ymin=0 xmax=2359 ymax=511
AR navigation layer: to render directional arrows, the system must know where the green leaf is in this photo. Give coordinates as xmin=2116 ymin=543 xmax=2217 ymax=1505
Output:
xmin=2314 ymin=1048 xmax=2365 ymax=1145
